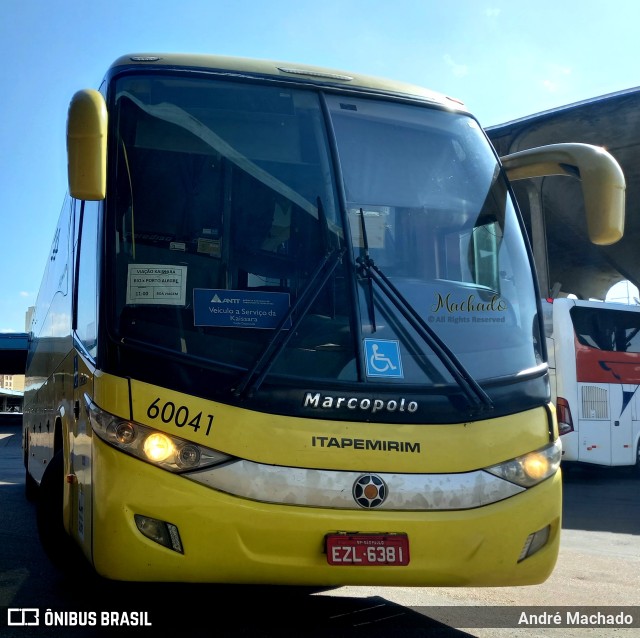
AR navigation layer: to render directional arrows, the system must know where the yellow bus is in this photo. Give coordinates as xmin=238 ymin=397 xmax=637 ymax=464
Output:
xmin=23 ymin=53 xmax=625 ymax=586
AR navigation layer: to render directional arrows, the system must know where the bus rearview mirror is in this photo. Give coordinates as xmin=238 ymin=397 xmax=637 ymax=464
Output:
xmin=67 ymin=89 xmax=107 ymax=201
xmin=501 ymin=142 xmax=625 ymax=246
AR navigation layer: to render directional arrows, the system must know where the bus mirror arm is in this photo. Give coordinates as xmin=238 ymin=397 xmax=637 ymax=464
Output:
xmin=500 ymin=142 xmax=625 ymax=246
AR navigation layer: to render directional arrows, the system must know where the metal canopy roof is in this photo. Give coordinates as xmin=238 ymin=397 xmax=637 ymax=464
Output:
xmin=487 ymin=87 xmax=640 ymax=301
xmin=0 ymin=333 xmax=28 ymax=374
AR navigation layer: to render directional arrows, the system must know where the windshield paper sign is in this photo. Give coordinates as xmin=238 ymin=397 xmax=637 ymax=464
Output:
xmin=193 ymin=289 xmax=291 ymax=329
xmin=126 ymin=264 xmax=187 ymax=305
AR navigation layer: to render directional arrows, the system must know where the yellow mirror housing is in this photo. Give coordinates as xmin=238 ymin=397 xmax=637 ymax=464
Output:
xmin=501 ymin=142 xmax=625 ymax=246
xmin=67 ymin=89 xmax=107 ymax=200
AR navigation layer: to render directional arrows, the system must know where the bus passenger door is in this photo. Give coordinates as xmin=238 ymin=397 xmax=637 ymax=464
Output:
xmin=70 ymin=352 xmax=94 ymax=558
xmin=610 ymin=383 xmax=637 ymax=466
xmin=70 ymin=198 xmax=100 ymax=560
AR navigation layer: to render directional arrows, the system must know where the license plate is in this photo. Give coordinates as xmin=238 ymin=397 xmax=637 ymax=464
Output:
xmin=326 ymin=534 xmax=409 ymax=566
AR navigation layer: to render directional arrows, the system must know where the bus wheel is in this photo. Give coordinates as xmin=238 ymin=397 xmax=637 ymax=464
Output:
xmin=635 ymin=442 xmax=640 ymax=478
xmin=25 ymin=467 xmax=38 ymax=502
xmin=36 ymin=451 xmax=88 ymax=574
xmin=24 ymin=440 xmax=38 ymax=502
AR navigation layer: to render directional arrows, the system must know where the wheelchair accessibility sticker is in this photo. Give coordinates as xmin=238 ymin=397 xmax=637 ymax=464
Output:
xmin=364 ymin=339 xmax=403 ymax=378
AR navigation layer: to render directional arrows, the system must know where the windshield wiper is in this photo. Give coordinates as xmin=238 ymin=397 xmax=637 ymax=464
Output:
xmin=233 ymin=197 xmax=344 ymax=399
xmin=232 ymin=246 xmax=345 ymax=398
xmin=356 ymin=209 xmax=377 ymax=332
xmin=356 ymin=210 xmax=493 ymax=411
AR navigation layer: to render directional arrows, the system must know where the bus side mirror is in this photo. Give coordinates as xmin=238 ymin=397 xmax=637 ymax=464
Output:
xmin=67 ymin=89 xmax=107 ymax=201
xmin=500 ymin=142 xmax=625 ymax=246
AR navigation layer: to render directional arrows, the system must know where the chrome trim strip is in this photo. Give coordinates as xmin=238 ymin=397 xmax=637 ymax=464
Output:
xmin=277 ymin=67 xmax=354 ymax=81
xmin=185 ymin=461 xmax=524 ymax=510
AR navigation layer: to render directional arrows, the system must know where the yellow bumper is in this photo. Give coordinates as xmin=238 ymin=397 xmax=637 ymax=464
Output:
xmin=91 ymin=437 xmax=561 ymax=586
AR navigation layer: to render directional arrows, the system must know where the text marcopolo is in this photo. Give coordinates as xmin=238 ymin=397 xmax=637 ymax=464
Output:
xmin=303 ymin=392 xmax=418 ymax=414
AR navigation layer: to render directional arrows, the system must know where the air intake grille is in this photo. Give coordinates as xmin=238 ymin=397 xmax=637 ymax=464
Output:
xmin=581 ymin=386 xmax=609 ymax=419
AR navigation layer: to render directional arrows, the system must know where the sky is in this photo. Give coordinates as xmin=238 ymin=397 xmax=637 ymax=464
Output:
xmin=1 ymin=0 xmax=640 ymax=333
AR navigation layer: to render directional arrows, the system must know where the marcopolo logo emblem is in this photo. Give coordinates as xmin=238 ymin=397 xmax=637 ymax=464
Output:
xmin=353 ymin=474 xmax=387 ymax=508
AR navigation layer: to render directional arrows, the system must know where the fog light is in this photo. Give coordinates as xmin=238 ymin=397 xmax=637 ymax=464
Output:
xmin=134 ymin=514 xmax=183 ymax=553
xmin=518 ymin=525 xmax=550 ymax=562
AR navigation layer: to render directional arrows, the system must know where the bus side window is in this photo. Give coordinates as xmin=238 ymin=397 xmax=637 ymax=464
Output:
xmin=76 ymin=200 xmax=100 ymax=358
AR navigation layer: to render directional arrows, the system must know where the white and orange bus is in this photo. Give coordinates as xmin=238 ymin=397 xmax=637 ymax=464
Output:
xmin=22 ymin=53 xmax=625 ymax=586
xmin=544 ymin=297 xmax=640 ymax=470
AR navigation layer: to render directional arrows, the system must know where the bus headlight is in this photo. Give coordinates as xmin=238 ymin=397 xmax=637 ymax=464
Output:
xmin=87 ymin=395 xmax=234 ymax=472
xmin=143 ymin=433 xmax=175 ymax=462
xmin=485 ymin=439 xmax=562 ymax=487
xmin=114 ymin=421 xmax=136 ymax=444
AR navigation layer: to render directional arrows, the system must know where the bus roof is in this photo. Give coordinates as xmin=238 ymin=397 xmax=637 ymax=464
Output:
xmin=108 ymin=53 xmax=467 ymax=112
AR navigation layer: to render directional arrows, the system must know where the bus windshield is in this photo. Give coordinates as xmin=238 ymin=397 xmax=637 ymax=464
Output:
xmin=570 ymin=305 xmax=640 ymax=353
xmin=108 ymin=74 xmax=542 ymax=393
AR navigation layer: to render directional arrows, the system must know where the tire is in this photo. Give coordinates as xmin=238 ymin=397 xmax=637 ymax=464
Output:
xmin=36 ymin=451 xmax=89 ymax=574
xmin=25 ymin=467 xmax=39 ymax=502
xmin=24 ymin=437 xmax=39 ymax=502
